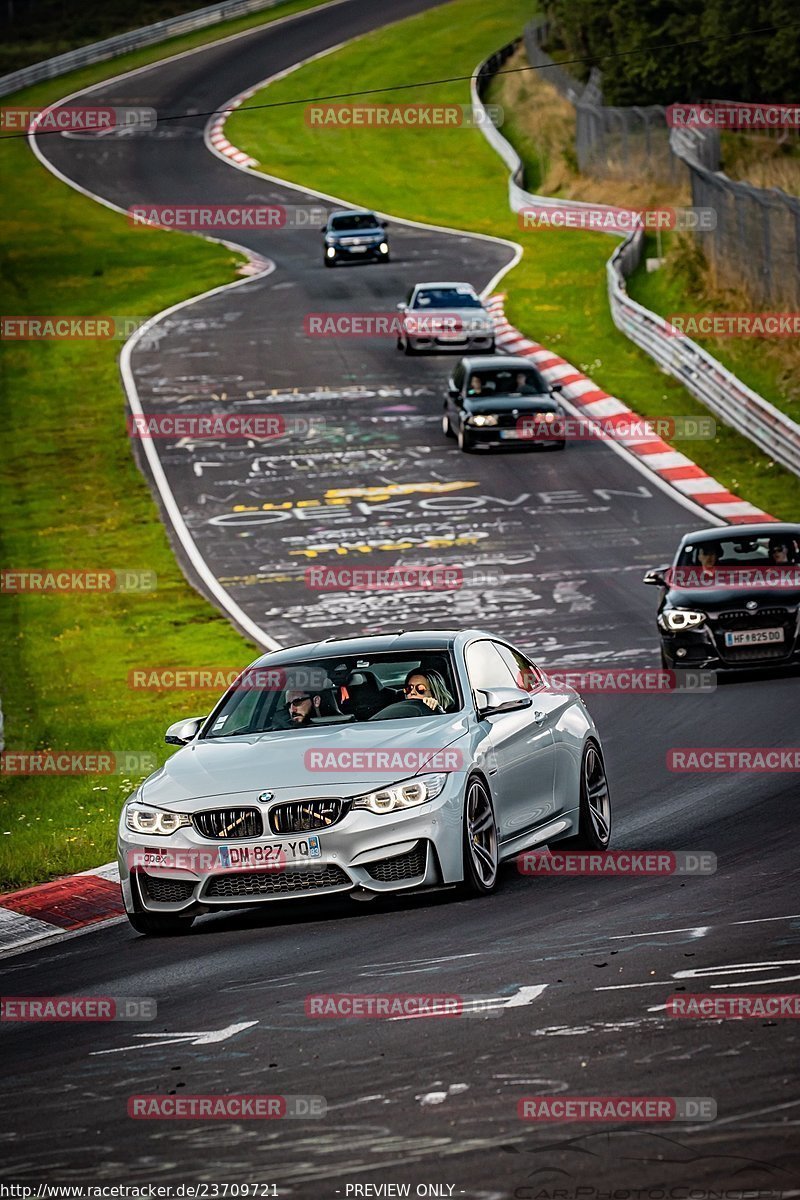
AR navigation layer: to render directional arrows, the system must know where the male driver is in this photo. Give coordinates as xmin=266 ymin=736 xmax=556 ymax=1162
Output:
xmin=283 ymin=689 xmax=323 ymax=727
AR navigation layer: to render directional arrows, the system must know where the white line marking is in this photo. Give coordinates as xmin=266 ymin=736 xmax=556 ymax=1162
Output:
xmin=609 ymin=926 xmax=710 ymax=940
xmin=610 ymin=915 xmax=800 ymax=939
xmin=92 ymin=1020 xmax=258 ymax=1054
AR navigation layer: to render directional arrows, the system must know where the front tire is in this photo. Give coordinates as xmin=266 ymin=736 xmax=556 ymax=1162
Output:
xmin=323 ymin=257 xmax=334 ymax=268
xmin=558 ymin=740 xmax=611 ymax=851
xmin=127 ymin=910 xmax=196 ymax=936
xmin=457 ymin=423 xmax=475 ymax=452
xmin=460 ymin=776 xmax=499 ymax=895
xmin=442 ymin=411 xmax=455 ymax=438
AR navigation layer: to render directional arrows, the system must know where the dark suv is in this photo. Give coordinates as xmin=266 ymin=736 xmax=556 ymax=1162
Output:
xmin=323 ymin=209 xmax=389 ymax=267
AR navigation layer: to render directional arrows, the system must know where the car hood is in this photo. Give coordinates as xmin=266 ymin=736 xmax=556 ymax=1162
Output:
xmin=465 ymin=395 xmax=558 ymax=413
xmin=138 ymin=715 xmax=470 ymax=810
xmin=329 ymin=227 xmax=383 ymax=238
xmin=664 ymin=585 xmax=800 ymax=611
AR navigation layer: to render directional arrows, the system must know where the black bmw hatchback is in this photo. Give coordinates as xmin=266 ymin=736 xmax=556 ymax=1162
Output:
xmin=644 ymin=523 xmax=800 ymax=671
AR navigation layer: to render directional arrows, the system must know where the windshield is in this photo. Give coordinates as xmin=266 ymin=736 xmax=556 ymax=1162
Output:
xmin=677 ymin=533 xmax=800 ymax=568
xmin=466 ymin=366 xmax=549 ymax=396
xmin=413 ymin=287 xmax=482 ymax=309
xmin=203 ymin=652 xmax=462 ymax=738
xmin=330 ymin=213 xmax=380 ymax=231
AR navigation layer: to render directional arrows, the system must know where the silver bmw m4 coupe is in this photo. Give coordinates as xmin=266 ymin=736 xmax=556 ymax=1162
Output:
xmin=118 ymin=630 xmax=611 ymax=934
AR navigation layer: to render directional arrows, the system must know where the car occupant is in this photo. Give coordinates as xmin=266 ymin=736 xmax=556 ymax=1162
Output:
xmin=768 ymin=538 xmax=792 ymax=564
xmin=512 ymin=371 xmax=536 ymax=395
xmin=402 ymin=669 xmax=454 ymax=713
xmin=282 ymin=689 xmax=323 ymax=727
xmin=696 ymin=543 xmax=720 ymax=577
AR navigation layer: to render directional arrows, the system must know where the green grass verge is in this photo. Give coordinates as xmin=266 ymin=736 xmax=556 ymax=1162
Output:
xmin=1 ymin=0 xmax=293 ymax=75
xmin=0 ymin=0 xmax=332 ymax=892
xmin=627 ymin=233 xmax=800 ymax=427
xmin=227 ymin=0 xmax=799 ymax=520
xmin=4 ymin=0 xmax=331 ymax=111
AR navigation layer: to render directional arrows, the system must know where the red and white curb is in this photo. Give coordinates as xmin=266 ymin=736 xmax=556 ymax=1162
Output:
xmin=207 ymin=86 xmax=259 ymax=167
xmin=0 ymin=862 xmax=123 ymax=954
xmin=489 ymin=295 xmax=774 ymax=525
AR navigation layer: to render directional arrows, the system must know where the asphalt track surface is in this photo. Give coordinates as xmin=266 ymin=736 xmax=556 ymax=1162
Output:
xmin=3 ymin=0 xmax=799 ymax=1193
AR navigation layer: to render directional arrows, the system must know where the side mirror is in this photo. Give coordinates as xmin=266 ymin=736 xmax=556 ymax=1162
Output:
xmin=476 ymin=687 xmax=532 ymax=717
xmin=643 ymin=566 xmax=669 ymax=586
xmin=549 ymin=383 xmax=563 ymax=393
xmin=380 ymin=219 xmax=388 ymax=228
xmin=165 ymin=716 xmax=205 ymax=746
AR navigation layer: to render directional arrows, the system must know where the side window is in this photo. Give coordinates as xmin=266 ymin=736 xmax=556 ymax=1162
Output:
xmin=494 ymin=644 xmax=543 ymax=692
xmin=465 ymin=641 xmax=517 ymax=694
xmin=452 ymin=363 xmax=465 ymax=392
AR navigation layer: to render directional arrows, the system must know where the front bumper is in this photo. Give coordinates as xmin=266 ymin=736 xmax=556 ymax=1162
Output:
xmin=327 ymin=241 xmax=387 ymax=261
xmin=660 ymin=618 xmax=800 ymax=669
xmin=408 ymin=333 xmax=494 ymax=354
xmin=118 ymin=773 xmax=466 ymax=915
xmin=464 ymin=425 xmax=565 ymax=448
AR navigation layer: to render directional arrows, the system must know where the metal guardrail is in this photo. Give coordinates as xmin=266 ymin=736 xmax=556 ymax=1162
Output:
xmin=471 ymin=43 xmax=800 ymax=478
xmin=0 ymin=0 xmax=295 ymax=97
xmin=670 ymin=126 xmax=800 ymax=309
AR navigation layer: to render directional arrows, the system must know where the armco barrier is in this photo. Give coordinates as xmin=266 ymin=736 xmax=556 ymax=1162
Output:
xmin=0 ymin=0 xmax=300 ymax=97
xmin=472 ymin=42 xmax=800 ymax=478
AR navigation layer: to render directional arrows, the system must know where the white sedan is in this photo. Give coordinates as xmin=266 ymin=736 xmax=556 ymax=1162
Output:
xmin=396 ymin=282 xmax=496 ymax=355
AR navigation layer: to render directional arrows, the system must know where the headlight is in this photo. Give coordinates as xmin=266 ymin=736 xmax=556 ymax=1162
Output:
xmin=351 ymin=772 xmax=448 ymax=815
xmin=379 ymin=242 xmax=389 ymax=253
xmin=659 ymin=609 xmax=707 ymax=632
xmin=468 ymin=413 xmax=498 ymax=427
xmin=125 ymin=803 xmax=192 ymax=836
